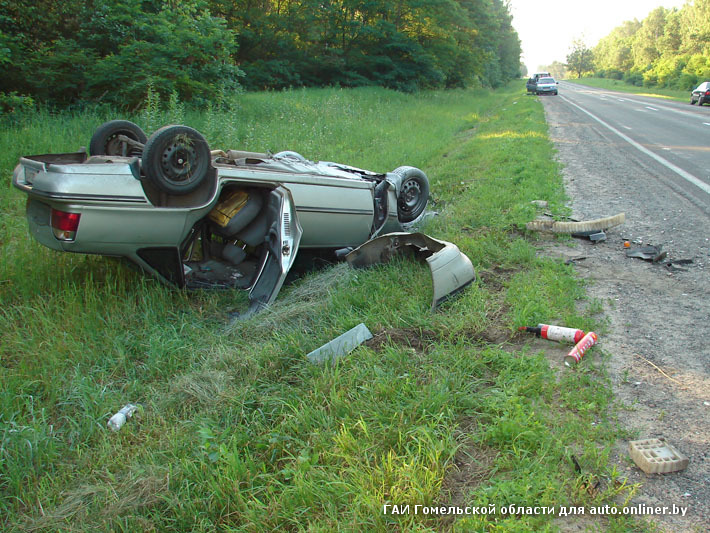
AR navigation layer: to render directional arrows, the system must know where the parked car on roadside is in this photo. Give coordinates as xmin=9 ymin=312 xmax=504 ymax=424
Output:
xmin=526 ymin=72 xmax=551 ymax=94
xmin=12 ymin=121 xmax=475 ymax=314
xmin=690 ymin=81 xmax=710 ymax=105
xmin=535 ymin=77 xmax=558 ymax=96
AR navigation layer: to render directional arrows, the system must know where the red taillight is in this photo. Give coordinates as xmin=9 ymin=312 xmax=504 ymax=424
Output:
xmin=705 ymin=90 xmax=710 ymax=96
xmin=51 ymin=209 xmax=81 ymax=241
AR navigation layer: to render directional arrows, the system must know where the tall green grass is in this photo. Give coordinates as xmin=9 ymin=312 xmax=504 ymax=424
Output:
xmin=0 ymin=85 xmax=646 ymax=531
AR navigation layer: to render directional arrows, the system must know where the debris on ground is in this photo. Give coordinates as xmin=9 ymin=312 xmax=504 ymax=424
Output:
xmin=519 ymin=323 xmax=585 ymax=343
xmin=107 ymin=404 xmax=140 ymax=432
xmin=345 ymin=232 xmax=476 ymax=309
xmin=570 ymin=454 xmax=602 ymax=496
xmin=564 ymin=331 xmax=598 ymax=366
xmin=629 ymin=439 xmax=689 ymax=474
xmin=307 ymin=323 xmax=373 ymax=364
xmin=625 ymin=244 xmax=694 ymax=271
xmin=626 ymin=244 xmax=667 ymax=262
xmin=572 ymin=230 xmax=607 ymax=242
xmin=526 ymin=212 xmax=625 ymax=234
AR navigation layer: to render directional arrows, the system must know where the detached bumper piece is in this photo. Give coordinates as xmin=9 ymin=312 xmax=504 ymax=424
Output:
xmin=345 ymin=232 xmax=476 ymax=309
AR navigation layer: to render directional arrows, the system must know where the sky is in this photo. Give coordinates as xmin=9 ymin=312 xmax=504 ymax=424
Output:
xmin=508 ymin=0 xmax=689 ymax=74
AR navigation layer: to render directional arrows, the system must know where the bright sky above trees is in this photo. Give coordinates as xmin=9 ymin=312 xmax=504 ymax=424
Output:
xmin=508 ymin=0 xmax=686 ymax=72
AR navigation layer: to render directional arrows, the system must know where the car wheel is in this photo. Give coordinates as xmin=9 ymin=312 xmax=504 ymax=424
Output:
xmin=142 ymin=125 xmax=213 ymax=195
xmin=89 ymin=120 xmax=147 ymax=156
xmin=690 ymin=99 xmax=696 ymax=105
xmin=392 ymin=166 xmax=430 ymax=223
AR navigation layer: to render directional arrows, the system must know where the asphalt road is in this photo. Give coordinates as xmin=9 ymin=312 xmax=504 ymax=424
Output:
xmin=554 ymin=81 xmax=710 ymax=211
xmin=539 ymin=82 xmax=710 ymax=533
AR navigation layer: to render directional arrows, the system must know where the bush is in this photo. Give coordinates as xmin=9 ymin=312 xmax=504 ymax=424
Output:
xmin=673 ymin=73 xmax=698 ymax=91
xmin=623 ymin=72 xmax=644 ymax=86
xmin=0 ymin=91 xmax=34 ymax=114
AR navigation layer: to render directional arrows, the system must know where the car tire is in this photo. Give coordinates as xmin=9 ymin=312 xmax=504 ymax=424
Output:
xmin=392 ymin=166 xmax=429 ymax=223
xmin=690 ymin=99 xmax=696 ymax=105
xmin=142 ymin=125 xmax=213 ymax=195
xmin=89 ymin=120 xmax=147 ymax=156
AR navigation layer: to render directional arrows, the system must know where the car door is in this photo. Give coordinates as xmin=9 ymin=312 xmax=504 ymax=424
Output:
xmin=245 ymin=186 xmax=303 ymax=315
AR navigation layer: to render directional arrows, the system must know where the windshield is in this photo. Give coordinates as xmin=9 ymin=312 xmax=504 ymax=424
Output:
xmin=538 ymin=78 xmax=554 ymax=84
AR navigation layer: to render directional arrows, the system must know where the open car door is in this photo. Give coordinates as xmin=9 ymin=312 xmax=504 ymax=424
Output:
xmin=246 ymin=186 xmax=303 ymax=315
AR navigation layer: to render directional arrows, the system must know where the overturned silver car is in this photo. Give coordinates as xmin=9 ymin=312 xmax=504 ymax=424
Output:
xmin=12 ymin=121 xmax=474 ymax=313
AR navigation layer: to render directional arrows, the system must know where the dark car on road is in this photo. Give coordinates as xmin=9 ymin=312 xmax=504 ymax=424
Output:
xmin=690 ymin=81 xmax=710 ymax=105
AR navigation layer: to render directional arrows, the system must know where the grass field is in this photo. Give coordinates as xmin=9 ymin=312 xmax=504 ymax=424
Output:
xmin=1 ymin=85 xmax=649 ymax=531
xmin=565 ymin=77 xmax=692 ymax=102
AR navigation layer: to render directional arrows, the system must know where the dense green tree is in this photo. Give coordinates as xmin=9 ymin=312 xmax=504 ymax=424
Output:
xmin=592 ymin=0 xmax=710 ymax=90
xmin=1 ymin=0 xmax=521 ymax=108
xmin=566 ymin=40 xmax=594 ymax=78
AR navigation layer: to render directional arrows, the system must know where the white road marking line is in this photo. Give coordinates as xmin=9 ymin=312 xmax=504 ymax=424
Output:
xmin=622 ymin=125 xmax=632 ymax=130
xmin=621 ymin=96 xmax=707 ymax=120
xmin=560 ymin=95 xmax=710 ymax=196
xmin=704 ymin=122 xmax=710 ymax=126
xmin=645 ymin=106 xmax=658 ymax=111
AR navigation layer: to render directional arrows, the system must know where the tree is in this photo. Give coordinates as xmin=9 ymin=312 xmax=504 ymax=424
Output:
xmin=566 ymin=39 xmax=594 ymax=78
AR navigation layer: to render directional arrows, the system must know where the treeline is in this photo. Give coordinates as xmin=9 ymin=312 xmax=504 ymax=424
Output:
xmin=0 ymin=0 xmax=521 ymax=110
xmin=593 ymin=0 xmax=710 ymax=89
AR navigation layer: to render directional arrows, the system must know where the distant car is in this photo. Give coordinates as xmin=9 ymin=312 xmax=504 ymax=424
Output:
xmin=690 ymin=81 xmax=710 ymax=105
xmin=535 ymin=77 xmax=558 ymax=95
xmin=12 ymin=121 xmax=475 ymax=314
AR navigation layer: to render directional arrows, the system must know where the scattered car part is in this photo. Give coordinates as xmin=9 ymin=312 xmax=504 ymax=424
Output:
xmin=108 ymin=404 xmax=140 ymax=432
xmin=345 ymin=232 xmax=476 ymax=309
xmin=89 ymin=120 xmax=147 ymax=157
xmin=572 ymin=229 xmax=607 ymax=242
xmin=526 ymin=212 xmax=625 ymax=234
xmin=625 ymin=244 xmax=667 ymax=262
xmin=564 ymin=331 xmax=598 ymax=366
xmin=307 ymin=323 xmax=373 ymax=364
xmin=629 ymin=439 xmax=689 ymax=474
xmin=664 ymin=258 xmax=693 ymax=272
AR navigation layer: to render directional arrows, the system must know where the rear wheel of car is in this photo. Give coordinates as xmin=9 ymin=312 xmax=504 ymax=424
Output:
xmin=89 ymin=120 xmax=147 ymax=156
xmin=392 ymin=166 xmax=429 ymax=223
xmin=142 ymin=125 xmax=213 ymax=195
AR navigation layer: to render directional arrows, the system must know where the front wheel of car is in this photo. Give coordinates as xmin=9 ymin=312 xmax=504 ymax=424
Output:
xmin=90 ymin=120 xmax=147 ymax=156
xmin=392 ymin=166 xmax=430 ymax=223
xmin=142 ymin=125 xmax=213 ymax=195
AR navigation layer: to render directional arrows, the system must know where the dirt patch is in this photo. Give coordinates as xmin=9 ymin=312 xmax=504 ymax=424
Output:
xmin=541 ymin=97 xmax=710 ymax=533
xmin=365 ymin=327 xmax=438 ymax=354
xmin=439 ymin=417 xmax=498 ymax=528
